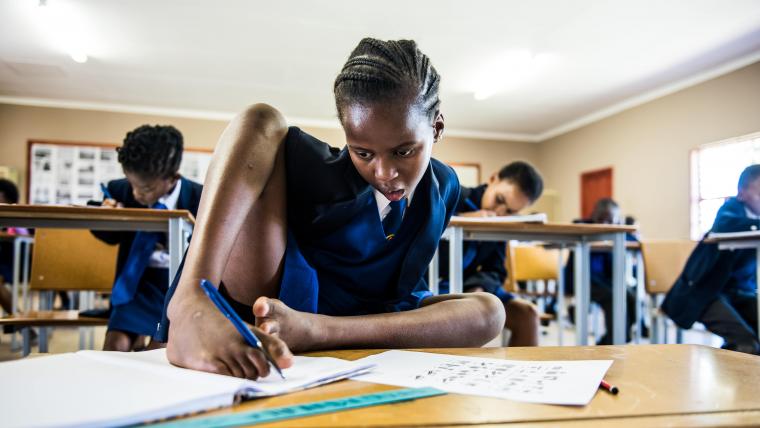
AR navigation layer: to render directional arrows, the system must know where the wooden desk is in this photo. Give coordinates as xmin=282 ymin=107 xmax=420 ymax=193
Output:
xmin=437 ymin=219 xmax=636 ymax=345
xmin=0 ymin=204 xmax=194 ymax=283
xmin=171 ymin=345 xmax=760 ymax=427
xmin=704 ymin=230 xmax=760 ymax=342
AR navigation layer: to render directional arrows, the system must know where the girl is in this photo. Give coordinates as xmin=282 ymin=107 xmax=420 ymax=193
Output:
xmin=161 ymin=38 xmax=505 ymax=379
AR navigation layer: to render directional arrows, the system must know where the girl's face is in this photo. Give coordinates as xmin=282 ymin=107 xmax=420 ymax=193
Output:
xmin=342 ymin=99 xmax=443 ymax=202
xmin=124 ymin=171 xmax=178 ymax=207
xmin=739 ymin=176 xmax=760 ymax=216
xmin=481 ymin=177 xmax=532 ymax=216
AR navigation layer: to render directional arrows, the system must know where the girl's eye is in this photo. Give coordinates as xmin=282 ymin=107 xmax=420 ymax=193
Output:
xmin=355 ymin=151 xmax=373 ymax=160
xmin=395 ymin=148 xmax=415 ymax=157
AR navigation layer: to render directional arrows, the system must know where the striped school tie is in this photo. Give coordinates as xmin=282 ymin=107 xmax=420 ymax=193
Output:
xmin=111 ymin=201 xmax=167 ymax=306
xmin=382 ymin=198 xmax=407 ymax=240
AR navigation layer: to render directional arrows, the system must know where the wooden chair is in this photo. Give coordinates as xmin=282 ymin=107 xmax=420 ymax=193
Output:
xmin=0 ymin=228 xmax=118 ymax=355
xmin=504 ymin=243 xmax=569 ymax=345
xmin=640 ymin=239 xmax=696 ymax=344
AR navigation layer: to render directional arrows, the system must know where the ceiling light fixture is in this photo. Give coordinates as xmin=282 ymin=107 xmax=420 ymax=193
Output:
xmin=472 ymin=50 xmax=558 ymax=101
xmin=35 ymin=0 xmax=90 ymax=64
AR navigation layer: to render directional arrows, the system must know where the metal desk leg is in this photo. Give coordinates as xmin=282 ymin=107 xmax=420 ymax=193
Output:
xmin=11 ymin=239 xmax=20 ymax=350
xmin=556 ymin=247 xmax=565 ymax=346
xmin=21 ymin=328 xmax=31 ymax=357
xmin=449 ymin=227 xmax=464 ymax=294
xmin=634 ymin=251 xmax=645 ymax=344
xmin=611 ymin=233 xmax=627 ymax=345
xmin=168 ymin=218 xmax=184 ymax=286
xmin=428 ymin=247 xmax=439 ymax=295
xmin=574 ymin=242 xmax=590 ymax=345
xmin=756 ymin=245 xmax=760 ymax=342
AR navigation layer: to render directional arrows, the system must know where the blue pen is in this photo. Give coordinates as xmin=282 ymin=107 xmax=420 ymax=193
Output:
xmin=200 ymin=279 xmax=285 ymax=379
xmin=463 ymin=198 xmax=479 ymax=211
xmin=100 ymin=183 xmax=113 ymax=200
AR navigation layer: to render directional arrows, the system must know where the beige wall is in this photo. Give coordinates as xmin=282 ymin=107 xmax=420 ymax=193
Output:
xmin=0 ymin=104 xmax=540 ymax=202
xmin=538 ymin=61 xmax=760 ymax=239
xmin=5 ymin=61 xmax=757 ymax=236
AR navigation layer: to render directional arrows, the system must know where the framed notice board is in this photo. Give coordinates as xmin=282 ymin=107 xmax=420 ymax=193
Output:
xmin=27 ymin=140 xmax=213 ymax=205
xmin=448 ymin=162 xmax=481 ymax=187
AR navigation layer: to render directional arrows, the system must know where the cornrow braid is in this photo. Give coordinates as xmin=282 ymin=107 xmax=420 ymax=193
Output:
xmin=334 ymin=38 xmax=441 ymax=121
xmin=117 ymin=125 xmax=183 ymax=179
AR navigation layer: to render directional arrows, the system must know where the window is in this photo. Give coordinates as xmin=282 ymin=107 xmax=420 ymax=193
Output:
xmin=690 ymin=131 xmax=760 ymax=239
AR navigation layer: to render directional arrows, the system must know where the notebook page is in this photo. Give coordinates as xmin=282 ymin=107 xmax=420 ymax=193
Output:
xmin=83 ymin=349 xmax=375 ymax=397
xmin=3 ymin=349 xmax=374 ymax=428
xmin=2 ymin=352 xmax=241 ymax=428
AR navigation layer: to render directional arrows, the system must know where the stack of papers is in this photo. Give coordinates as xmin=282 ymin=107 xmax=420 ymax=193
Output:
xmin=451 ymin=213 xmax=548 ymax=223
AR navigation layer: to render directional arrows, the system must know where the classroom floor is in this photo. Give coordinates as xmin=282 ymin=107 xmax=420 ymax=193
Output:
xmin=0 ymin=316 xmax=723 ymax=362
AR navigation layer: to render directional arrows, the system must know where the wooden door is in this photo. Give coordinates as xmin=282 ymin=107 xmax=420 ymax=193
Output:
xmin=580 ymin=167 xmax=612 ymax=219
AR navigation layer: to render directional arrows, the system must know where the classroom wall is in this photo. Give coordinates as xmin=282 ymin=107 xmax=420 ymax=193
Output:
xmin=0 ymin=103 xmax=540 ymax=202
xmin=538 ymin=61 xmax=760 ymax=239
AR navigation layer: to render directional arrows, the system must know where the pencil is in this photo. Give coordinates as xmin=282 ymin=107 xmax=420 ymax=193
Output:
xmin=600 ymin=379 xmax=619 ymax=395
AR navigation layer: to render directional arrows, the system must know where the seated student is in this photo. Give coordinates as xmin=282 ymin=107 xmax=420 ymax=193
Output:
xmin=94 ymin=125 xmax=202 ymax=352
xmin=438 ymin=162 xmax=543 ymax=346
xmin=0 ymin=179 xmax=24 ymax=316
xmin=663 ymin=165 xmax=760 ymax=355
xmin=157 ymin=38 xmax=505 ymax=379
xmin=565 ymin=198 xmax=638 ymax=345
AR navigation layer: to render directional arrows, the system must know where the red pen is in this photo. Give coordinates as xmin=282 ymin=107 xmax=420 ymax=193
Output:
xmin=600 ymin=379 xmax=619 ymax=395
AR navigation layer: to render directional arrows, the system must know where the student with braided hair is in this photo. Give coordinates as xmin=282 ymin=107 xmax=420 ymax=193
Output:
xmin=94 ymin=125 xmax=202 ymax=351
xmin=157 ymin=38 xmax=505 ymax=379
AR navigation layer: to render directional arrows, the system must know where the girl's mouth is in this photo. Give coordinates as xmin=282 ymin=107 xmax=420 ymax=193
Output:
xmin=384 ymin=189 xmax=405 ymax=201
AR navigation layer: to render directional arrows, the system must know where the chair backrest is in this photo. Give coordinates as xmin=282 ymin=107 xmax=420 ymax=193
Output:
xmin=640 ymin=239 xmax=696 ymax=295
xmin=504 ymin=243 xmax=563 ymax=292
xmin=30 ymin=229 xmax=119 ymax=292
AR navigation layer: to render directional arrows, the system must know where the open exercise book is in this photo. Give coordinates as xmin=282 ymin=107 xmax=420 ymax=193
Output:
xmin=2 ymin=349 xmax=374 ymax=428
xmin=451 ymin=212 xmax=548 ymax=223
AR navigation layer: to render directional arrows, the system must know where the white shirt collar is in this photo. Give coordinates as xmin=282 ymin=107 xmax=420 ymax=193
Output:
xmin=746 ymin=206 xmax=760 ymax=220
xmin=159 ymin=178 xmax=182 ymax=210
xmin=374 ymin=188 xmax=415 ymax=220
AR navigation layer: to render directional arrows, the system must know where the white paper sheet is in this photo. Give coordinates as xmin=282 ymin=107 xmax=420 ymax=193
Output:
xmin=352 ymin=350 xmax=612 ymax=405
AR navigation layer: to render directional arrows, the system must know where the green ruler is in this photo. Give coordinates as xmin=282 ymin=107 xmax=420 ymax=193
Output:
xmin=154 ymin=387 xmax=446 ymax=427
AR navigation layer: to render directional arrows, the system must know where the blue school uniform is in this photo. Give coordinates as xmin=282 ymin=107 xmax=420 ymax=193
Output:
xmin=155 ymin=127 xmax=459 ymax=340
xmin=93 ymin=177 xmax=202 ymax=337
xmin=437 ymin=184 xmax=515 ymax=303
xmin=662 ymin=197 xmax=759 ymax=329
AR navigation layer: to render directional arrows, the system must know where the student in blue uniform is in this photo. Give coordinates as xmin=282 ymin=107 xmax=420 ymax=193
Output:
xmin=159 ymin=38 xmax=505 ymax=379
xmin=663 ymin=165 xmax=760 ymax=354
xmin=438 ymin=162 xmax=543 ymax=346
xmin=94 ymin=125 xmax=202 ymax=352
xmin=565 ymin=198 xmax=638 ymax=345
xmin=0 ymin=179 xmax=23 ymax=318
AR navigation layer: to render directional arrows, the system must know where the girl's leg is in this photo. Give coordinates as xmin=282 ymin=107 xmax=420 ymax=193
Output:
xmin=166 ymin=104 xmax=293 ymax=378
xmin=103 ymin=329 xmax=136 ymax=351
xmin=504 ymin=298 xmax=540 ymax=347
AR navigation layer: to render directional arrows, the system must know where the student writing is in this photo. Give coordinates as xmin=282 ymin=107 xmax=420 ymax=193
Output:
xmin=157 ymin=38 xmax=505 ymax=379
xmin=663 ymin=164 xmax=760 ymax=355
xmin=94 ymin=125 xmax=203 ymax=351
xmin=438 ymin=161 xmax=544 ymax=346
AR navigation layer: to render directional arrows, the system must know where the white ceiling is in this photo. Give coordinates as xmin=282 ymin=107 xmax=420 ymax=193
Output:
xmin=1 ymin=0 xmax=760 ymax=141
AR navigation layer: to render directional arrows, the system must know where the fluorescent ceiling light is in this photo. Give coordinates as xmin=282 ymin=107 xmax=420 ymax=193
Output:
xmin=33 ymin=0 xmax=90 ymax=63
xmin=471 ymin=50 xmax=558 ymax=100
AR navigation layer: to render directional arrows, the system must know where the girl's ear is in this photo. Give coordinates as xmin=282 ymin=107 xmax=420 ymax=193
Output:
xmin=433 ymin=112 xmax=445 ymax=143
